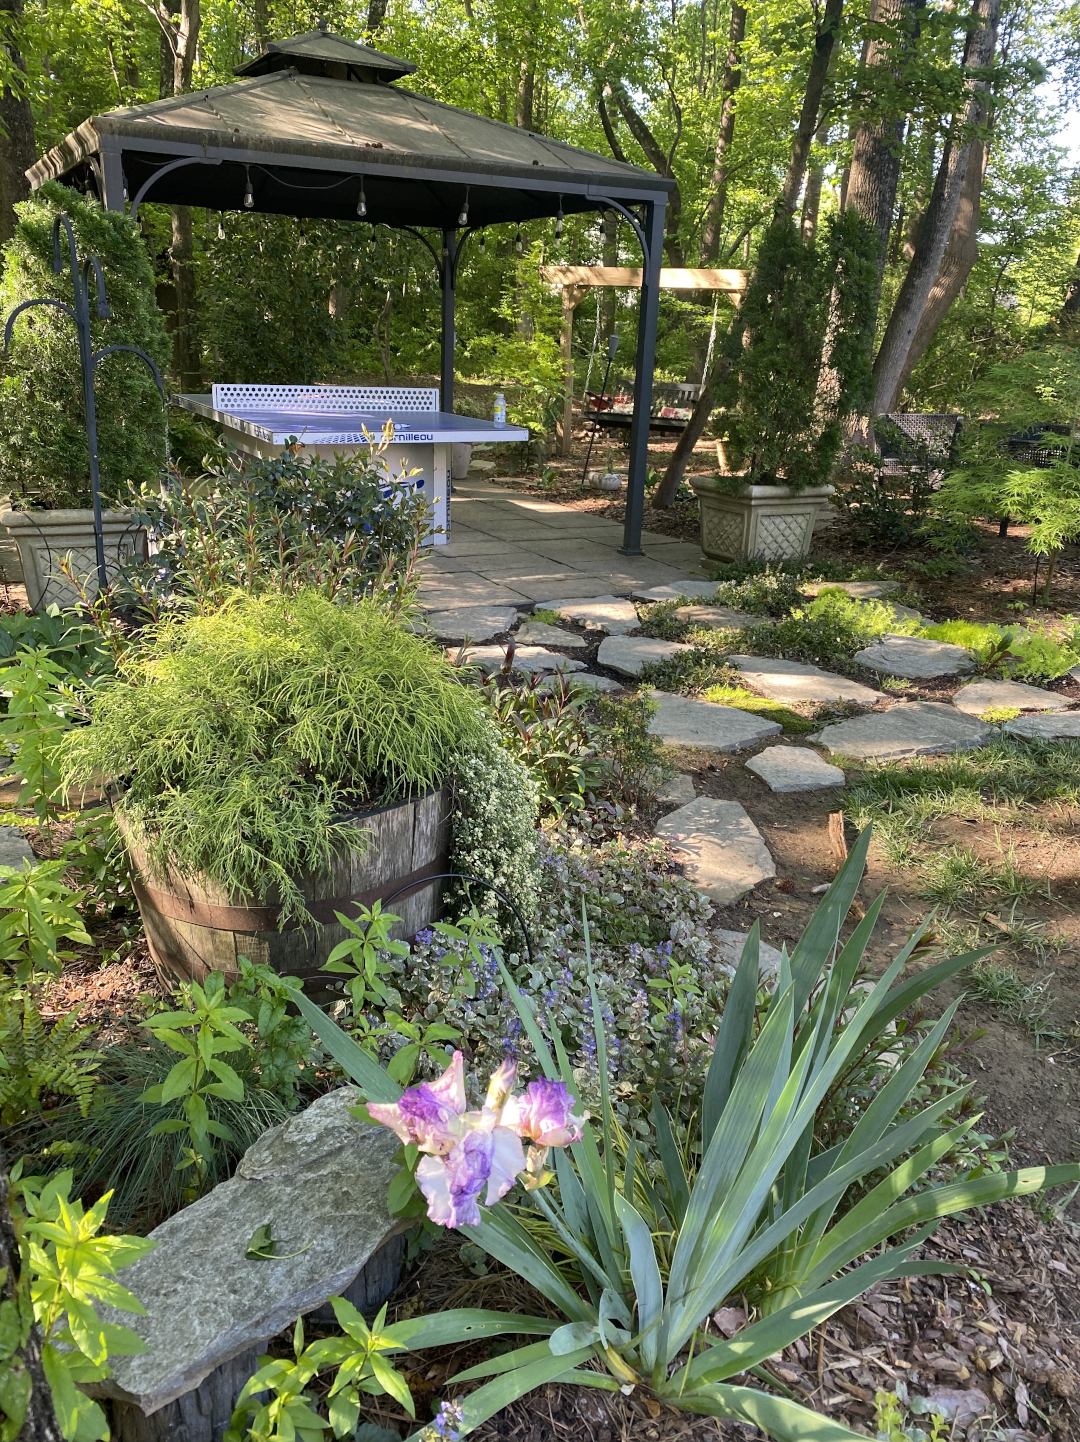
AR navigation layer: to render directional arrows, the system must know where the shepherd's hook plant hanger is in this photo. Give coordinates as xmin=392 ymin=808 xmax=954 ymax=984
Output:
xmin=2 ymin=212 xmax=166 ymax=594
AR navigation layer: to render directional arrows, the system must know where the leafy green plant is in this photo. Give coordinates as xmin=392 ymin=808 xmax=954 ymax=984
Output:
xmin=593 ymin=692 xmax=667 ymax=807
xmin=919 ymin=619 xmax=1079 ymax=682
xmin=290 ymin=831 xmax=1080 ymax=1441
xmin=9 ymin=1166 xmax=155 ymax=1441
xmin=227 ymin=958 xmax=315 ymax=1107
xmin=0 ymin=861 xmax=92 ymax=984
xmin=141 ymin=971 xmax=252 ymax=1200
xmin=0 ymin=992 xmax=102 ymax=1126
xmin=0 ymin=650 xmax=75 ymax=821
xmin=0 ymin=181 xmax=169 ymax=510
xmin=481 ymin=674 xmax=606 ymax=817
xmin=874 ymin=1389 xmax=947 ymax=1442
xmin=0 ymin=607 xmax=112 ymax=686
xmin=702 ymin=684 xmax=817 ymax=734
xmin=61 ymin=590 xmax=485 ymax=924
xmin=373 ymin=1012 xmax=463 ymax=1088
xmin=323 ymin=901 xmax=410 ymax=1017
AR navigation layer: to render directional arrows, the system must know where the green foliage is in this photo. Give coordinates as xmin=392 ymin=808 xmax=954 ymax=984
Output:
xmin=0 ymin=861 xmax=91 ymax=985
xmin=715 ymin=210 xmax=878 ymax=491
xmin=323 ymin=902 xmax=410 ymax=1019
xmin=294 ymin=834 xmax=1080 ymax=1442
xmin=744 ymin=591 xmax=922 ymax=668
xmin=482 ymin=674 xmax=606 ymax=817
xmin=61 ymin=590 xmax=485 ymax=922
xmin=0 ymin=182 xmax=169 ymax=510
xmin=701 ymin=685 xmax=817 ymax=734
xmin=874 ymin=1390 xmax=947 ymax=1442
xmin=0 ymin=992 xmax=102 ymax=1126
xmin=226 ymin=959 xmax=316 ymax=1106
xmin=919 ymin=619 xmax=1079 ymax=681
xmin=0 ymin=650 xmax=75 ymax=820
xmin=0 ymin=607 xmax=112 ymax=686
xmin=593 ymin=692 xmax=667 ymax=807
xmin=141 ymin=971 xmax=253 ymax=1201
xmin=129 ymin=441 xmax=432 ymax=612
xmin=10 ymin=1167 xmax=155 ymax=1441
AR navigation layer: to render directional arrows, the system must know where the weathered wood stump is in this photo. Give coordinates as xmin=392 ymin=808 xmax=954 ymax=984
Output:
xmin=120 ymin=787 xmax=451 ymax=993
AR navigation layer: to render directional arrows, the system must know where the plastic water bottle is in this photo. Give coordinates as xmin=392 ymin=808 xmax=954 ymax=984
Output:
xmin=493 ymin=392 xmax=507 ymax=426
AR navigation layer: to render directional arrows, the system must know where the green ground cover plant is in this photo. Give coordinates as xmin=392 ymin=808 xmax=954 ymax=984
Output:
xmin=701 ymin=685 xmax=817 ymax=734
xmin=60 ymin=590 xmax=486 ymax=923
xmin=919 ymin=619 xmax=1079 ymax=682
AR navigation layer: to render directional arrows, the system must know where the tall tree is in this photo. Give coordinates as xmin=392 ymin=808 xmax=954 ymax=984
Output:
xmin=871 ymin=0 xmax=1000 ymax=413
xmin=779 ymin=0 xmax=845 ymax=215
xmin=700 ymin=2 xmax=747 ymax=264
xmin=0 ymin=0 xmax=35 ymax=248
xmin=604 ymin=77 xmax=685 ymax=265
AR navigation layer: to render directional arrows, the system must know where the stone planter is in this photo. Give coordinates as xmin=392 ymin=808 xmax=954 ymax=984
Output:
xmin=690 ymin=477 xmax=834 ymax=561
xmin=450 ymin=442 xmax=473 ymax=480
xmin=0 ymin=507 xmax=145 ymax=610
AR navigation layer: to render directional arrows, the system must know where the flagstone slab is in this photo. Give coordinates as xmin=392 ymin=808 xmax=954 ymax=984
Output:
xmin=0 ymin=826 xmax=34 ymax=869
xmin=675 ymin=605 xmax=761 ymax=631
xmin=513 ymin=621 xmax=588 ymax=648
xmin=655 ymin=798 xmax=775 ymax=904
xmin=1002 ymin=711 xmax=1080 ymax=740
xmin=554 ymin=671 xmax=624 ymax=693
xmin=952 ymin=678 xmax=1070 ymax=716
xmin=423 ymin=605 xmax=519 ymax=642
xmin=809 ymin=702 xmax=992 ymax=759
xmin=656 ymin=771 xmax=697 ymax=804
xmin=534 ymin=596 xmax=640 ymax=634
xmin=458 ymin=645 xmax=586 ymax=675
xmin=646 ymin=690 xmax=783 ymax=751
xmin=714 ymin=929 xmax=784 ymax=986
xmin=632 ymin=582 xmax=722 ymax=603
xmin=801 ymin=580 xmax=901 ymax=599
xmin=596 ymin=635 xmax=690 ymax=677
xmin=854 ymin=634 xmax=975 ymax=679
xmin=745 ymin=746 xmax=846 ymax=792
xmin=728 ymin=655 xmax=884 ymax=705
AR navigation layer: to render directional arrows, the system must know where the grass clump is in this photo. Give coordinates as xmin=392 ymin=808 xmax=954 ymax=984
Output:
xmin=702 ymin=683 xmax=817 ymax=733
xmin=968 ymin=959 xmax=1054 ymax=1038
xmin=920 ymin=619 xmax=1079 ymax=682
xmin=737 ymin=589 xmax=921 ymax=671
xmin=61 ymin=589 xmax=484 ymax=919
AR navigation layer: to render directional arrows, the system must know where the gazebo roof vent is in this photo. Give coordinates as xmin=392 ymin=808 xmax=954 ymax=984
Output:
xmin=234 ymin=27 xmax=417 ymax=84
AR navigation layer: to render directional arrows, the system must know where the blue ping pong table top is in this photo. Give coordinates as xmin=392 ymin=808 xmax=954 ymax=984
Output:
xmin=176 ymin=394 xmax=529 ymax=447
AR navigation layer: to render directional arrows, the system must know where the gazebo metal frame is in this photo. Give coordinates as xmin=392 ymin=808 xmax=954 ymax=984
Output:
xmin=27 ymin=29 xmax=674 ymax=555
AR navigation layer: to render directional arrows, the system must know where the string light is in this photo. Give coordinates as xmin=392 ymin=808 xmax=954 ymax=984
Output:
xmin=217 ymin=213 xmax=225 ymax=240
xmin=514 ymin=225 xmax=523 ymax=256
xmin=555 ymin=197 xmax=564 ymax=239
xmin=458 ymin=187 xmax=470 ymax=227
xmin=478 ymin=229 xmax=486 ymax=255
xmin=243 ymin=166 xmax=254 ymax=209
xmin=298 ymin=222 xmax=306 ymax=246
xmin=357 ymin=180 xmax=367 ymax=217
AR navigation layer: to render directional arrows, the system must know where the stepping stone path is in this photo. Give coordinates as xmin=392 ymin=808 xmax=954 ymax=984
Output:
xmin=714 ymin=929 xmax=783 ymax=987
xmin=423 ymin=605 xmax=519 ymax=643
xmin=655 ymin=798 xmax=775 ymax=904
xmin=810 ymin=702 xmax=991 ymax=760
xmin=513 ymin=621 xmax=588 ymax=648
xmin=458 ymin=645 xmax=585 ymax=675
xmin=0 ymin=826 xmax=33 ymax=868
xmin=745 ymin=746 xmax=845 ymax=792
xmin=647 ymin=691 xmax=783 ymax=751
xmin=952 ymin=678 xmax=1071 ymax=716
xmin=633 ymin=582 xmax=722 ymax=603
xmin=801 ymin=580 xmax=901 ymax=599
xmin=729 ymin=655 xmax=884 ymax=706
xmin=597 ymin=635 xmax=689 ymax=677
xmin=534 ymin=595 xmax=640 ymax=635
xmin=1003 ymin=711 xmax=1080 ymax=740
xmin=676 ymin=604 xmax=761 ymax=630
xmin=539 ymin=671 xmax=622 ymax=693
xmin=656 ymin=771 xmax=696 ymax=804
xmin=854 ymin=634 xmax=975 ymax=679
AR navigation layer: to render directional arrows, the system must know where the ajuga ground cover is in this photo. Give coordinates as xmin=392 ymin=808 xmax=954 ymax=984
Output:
xmin=61 ymin=589 xmax=484 ymax=921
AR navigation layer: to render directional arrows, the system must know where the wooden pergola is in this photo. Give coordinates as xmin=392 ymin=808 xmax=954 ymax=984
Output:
xmin=541 ymin=265 xmax=747 ymax=455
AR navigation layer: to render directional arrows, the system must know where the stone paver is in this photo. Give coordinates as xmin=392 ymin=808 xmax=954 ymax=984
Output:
xmin=656 ymin=771 xmax=696 ymax=804
xmin=801 ymin=580 xmax=901 ymax=599
xmin=714 ymin=929 xmax=784 ymax=986
xmin=810 ymin=701 xmax=991 ymax=759
xmin=418 ymin=573 xmax=527 ymax=608
xmin=633 ymin=582 xmax=721 ymax=603
xmin=422 ymin=605 xmax=519 ymax=642
xmin=854 ymin=634 xmax=975 ymax=679
xmin=534 ymin=596 xmax=640 ymax=635
xmin=458 ymin=645 xmax=586 ymax=675
xmin=952 ymin=678 xmax=1071 ymax=716
xmin=729 ymin=655 xmax=884 ymax=705
xmin=676 ymin=605 xmax=761 ymax=630
xmin=597 ymin=635 xmax=690 ymax=678
xmin=542 ymin=671 xmax=622 ymax=693
xmin=513 ymin=621 xmax=588 ymax=648
xmin=647 ymin=690 xmax=783 ymax=751
xmin=745 ymin=745 xmax=845 ymax=792
xmin=1002 ymin=711 xmax=1080 ymax=740
xmin=655 ymin=798 xmax=775 ymax=904
xmin=0 ymin=826 xmax=34 ymax=869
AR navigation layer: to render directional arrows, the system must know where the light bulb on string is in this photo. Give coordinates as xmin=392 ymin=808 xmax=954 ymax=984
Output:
xmin=478 ymin=229 xmax=486 ymax=255
xmin=555 ymin=197 xmax=564 ymax=239
xmin=243 ymin=166 xmax=254 ymax=209
xmin=298 ymin=222 xmax=306 ymax=247
xmin=217 ymin=213 xmax=225 ymax=240
xmin=357 ymin=181 xmax=367 ymax=217
xmin=458 ymin=187 xmax=470 ymax=227
xmin=514 ymin=225 xmax=523 ymax=256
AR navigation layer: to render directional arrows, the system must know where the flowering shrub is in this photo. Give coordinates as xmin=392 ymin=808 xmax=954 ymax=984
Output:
xmin=448 ymin=722 xmax=541 ymax=928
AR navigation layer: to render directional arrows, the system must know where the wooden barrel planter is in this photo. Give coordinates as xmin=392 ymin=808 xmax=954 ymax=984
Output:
xmin=119 ymin=788 xmax=451 ymax=995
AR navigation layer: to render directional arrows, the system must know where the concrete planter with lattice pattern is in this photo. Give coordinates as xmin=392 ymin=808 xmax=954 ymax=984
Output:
xmin=0 ymin=508 xmax=145 ymax=610
xmin=690 ymin=477 xmax=834 ymax=562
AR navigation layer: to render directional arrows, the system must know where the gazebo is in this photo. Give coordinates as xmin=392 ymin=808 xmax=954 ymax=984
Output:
xmin=27 ymin=29 xmax=674 ymax=556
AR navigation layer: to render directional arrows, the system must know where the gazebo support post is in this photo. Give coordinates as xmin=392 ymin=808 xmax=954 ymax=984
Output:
xmin=620 ymin=199 xmax=665 ymax=557
xmin=440 ymin=228 xmax=457 ymax=411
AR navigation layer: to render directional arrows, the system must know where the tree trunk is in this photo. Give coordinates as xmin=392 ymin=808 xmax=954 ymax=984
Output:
xmin=893 ymin=138 xmax=986 ymax=397
xmin=170 ymin=0 xmax=200 ymax=93
xmin=0 ymin=1144 xmax=64 ymax=1442
xmin=365 ymin=0 xmax=389 ymax=36
xmin=170 ymin=205 xmax=201 ymax=390
xmin=778 ymin=0 xmax=844 ymax=216
xmin=871 ymin=0 xmax=999 ymax=414
xmin=1062 ymin=252 xmax=1080 ymax=317
xmin=700 ymin=2 xmax=747 ymax=264
xmin=653 ymin=361 xmax=728 ymax=508
xmin=608 ymin=79 xmax=685 ymax=265
xmin=0 ymin=0 xmax=35 ymax=248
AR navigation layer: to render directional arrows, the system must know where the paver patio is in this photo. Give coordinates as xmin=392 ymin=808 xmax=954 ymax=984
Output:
xmin=418 ymin=476 xmax=706 ymax=608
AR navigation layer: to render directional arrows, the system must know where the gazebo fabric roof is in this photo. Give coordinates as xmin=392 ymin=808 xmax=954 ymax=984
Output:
xmin=234 ymin=30 xmax=417 ymax=80
xmin=28 ymin=61 xmax=672 ymax=228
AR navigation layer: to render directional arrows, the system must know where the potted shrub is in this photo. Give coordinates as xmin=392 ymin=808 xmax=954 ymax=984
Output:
xmin=0 ymin=183 xmax=169 ymax=608
xmin=59 ymin=589 xmax=490 ymax=991
xmin=692 ymin=211 xmax=877 ymax=560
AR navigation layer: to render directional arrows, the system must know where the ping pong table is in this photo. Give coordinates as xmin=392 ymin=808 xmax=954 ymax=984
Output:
xmin=174 ymin=385 xmax=530 ymax=546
